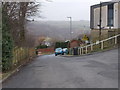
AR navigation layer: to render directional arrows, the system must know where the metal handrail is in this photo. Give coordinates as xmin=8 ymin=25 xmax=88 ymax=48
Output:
xmin=71 ymin=34 xmax=120 ymax=55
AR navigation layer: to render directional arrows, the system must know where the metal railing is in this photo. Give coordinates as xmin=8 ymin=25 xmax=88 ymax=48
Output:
xmin=70 ymin=34 xmax=120 ymax=55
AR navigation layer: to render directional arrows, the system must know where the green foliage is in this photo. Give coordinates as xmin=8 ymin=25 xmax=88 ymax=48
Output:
xmin=0 ymin=7 xmax=1 ymax=70
xmin=36 ymin=45 xmax=48 ymax=49
xmin=55 ymin=42 xmax=69 ymax=49
xmin=2 ymin=10 xmax=13 ymax=72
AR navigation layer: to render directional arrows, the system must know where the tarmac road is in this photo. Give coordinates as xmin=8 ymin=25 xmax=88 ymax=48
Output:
xmin=3 ymin=49 xmax=118 ymax=88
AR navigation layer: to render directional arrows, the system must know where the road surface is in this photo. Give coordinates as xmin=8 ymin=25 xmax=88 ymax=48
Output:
xmin=3 ymin=49 xmax=118 ymax=88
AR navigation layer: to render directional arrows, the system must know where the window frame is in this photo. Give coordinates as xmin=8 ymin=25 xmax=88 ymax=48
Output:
xmin=107 ymin=3 xmax=114 ymax=27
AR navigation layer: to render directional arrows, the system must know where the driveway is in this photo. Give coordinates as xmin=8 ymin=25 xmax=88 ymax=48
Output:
xmin=3 ymin=49 xmax=118 ymax=88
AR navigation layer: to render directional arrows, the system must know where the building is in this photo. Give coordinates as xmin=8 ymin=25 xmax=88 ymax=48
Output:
xmin=69 ymin=40 xmax=84 ymax=48
xmin=90 ymin=0 xmax=120 ymax=42
xmin=41 ymin=37 xmax=53 ymax=47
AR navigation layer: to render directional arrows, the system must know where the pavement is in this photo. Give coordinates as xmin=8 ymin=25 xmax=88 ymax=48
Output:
xmin=2 ymin=49 xmax=118 ymax=88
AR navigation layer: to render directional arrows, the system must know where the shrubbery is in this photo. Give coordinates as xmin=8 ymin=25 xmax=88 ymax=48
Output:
xmin=2 ymin=11 xmax=13 ymax=72
xmin=36 ymin=45 xmax=48 ymax=49
xmin=55 ymin=42 xmax=69 ymax=49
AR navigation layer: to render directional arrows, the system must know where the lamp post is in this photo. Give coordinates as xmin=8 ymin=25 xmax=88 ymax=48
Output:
xmin=67 ymin=17 xmax=72 ymax=40
xmin=99 ymin=2 xmax=102 ymax=42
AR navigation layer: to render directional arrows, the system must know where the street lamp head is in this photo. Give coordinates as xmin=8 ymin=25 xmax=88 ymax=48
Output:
xmin=67 ymin=17 xmax=71 ymax=19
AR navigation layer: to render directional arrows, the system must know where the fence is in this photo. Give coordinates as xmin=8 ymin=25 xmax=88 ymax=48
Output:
xmin=69 ymin=34 xmax=120 ymax=55
xmin=37 ymin=48 xmax=54 ymax=54
xmin=12 ymin=47 xmax=36 ymax=68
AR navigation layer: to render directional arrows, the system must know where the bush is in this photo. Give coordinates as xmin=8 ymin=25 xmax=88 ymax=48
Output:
xmin=36 ymin=45 xmax=48 ymax=49
xmin=55 ymin=42 xmax=69 ymax=49
xmin=2 ymin=10 xmax=13 ymax=72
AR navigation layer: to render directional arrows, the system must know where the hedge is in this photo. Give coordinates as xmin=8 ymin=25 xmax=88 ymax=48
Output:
xmin=2 ymin=10 xmax=13 ymax=72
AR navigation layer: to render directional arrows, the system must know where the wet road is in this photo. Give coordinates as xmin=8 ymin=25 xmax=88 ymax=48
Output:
xmin=3 ymin=49 xmax=118 ymax=88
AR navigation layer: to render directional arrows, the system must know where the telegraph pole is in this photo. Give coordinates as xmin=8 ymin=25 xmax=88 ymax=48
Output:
xmin=98 ymin=2 xmax=102 ymax=48
xmin=99 ymin=2 xmax=102 ymax=42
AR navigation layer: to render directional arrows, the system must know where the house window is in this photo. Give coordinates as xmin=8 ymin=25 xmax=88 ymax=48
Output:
xmin=107 ymin=4 xmax=114 ymax=26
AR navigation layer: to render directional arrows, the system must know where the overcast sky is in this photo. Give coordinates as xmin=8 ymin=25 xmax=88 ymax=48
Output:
xmin=35 ymin=0 xmax=109 ymax=21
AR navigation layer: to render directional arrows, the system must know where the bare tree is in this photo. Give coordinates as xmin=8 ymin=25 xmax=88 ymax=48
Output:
xmin=2 ymin=2 xmax=40 ymax=47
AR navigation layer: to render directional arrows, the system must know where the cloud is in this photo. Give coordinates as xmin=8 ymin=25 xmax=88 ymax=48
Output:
xmin=36 ymin=0 xmax=111 ymax=21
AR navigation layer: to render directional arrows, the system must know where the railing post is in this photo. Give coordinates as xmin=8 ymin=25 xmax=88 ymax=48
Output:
xmin=101 ymin=41 xmax=104 ymax=50
xmin=17 ymin=48 xmax=19 ymax=64
xmin=115 ymin=36 xmax=117 ymax=44
xmin=79 ymin=48 xmax=80 ymax=55
xmin=78 ymin=48 xmax=80 ymax=55
xmin=82 ymin=48 xmax=84 ymax=55
xmin=74 ymin=35 xmax=120 ymax=56
xmin=91 ymin=44 xmax=93 ymax=51
xmin=86 ymin=46 xmax=88 ymax=54
xmin=78 ymin=48 xmax=79 ymax=55
xmin=80 ymin=48 xmax=81 ymax=55
xmin=81 ymin=48 xmax=82 ymax=55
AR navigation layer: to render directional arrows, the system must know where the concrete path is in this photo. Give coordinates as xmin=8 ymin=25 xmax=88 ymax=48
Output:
xmin=3 ymin=49 xmax=118 ymax=88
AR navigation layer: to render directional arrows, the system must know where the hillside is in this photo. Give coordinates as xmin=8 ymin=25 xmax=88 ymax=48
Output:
xmin=26 ymin=20 xmax=90 ymax=41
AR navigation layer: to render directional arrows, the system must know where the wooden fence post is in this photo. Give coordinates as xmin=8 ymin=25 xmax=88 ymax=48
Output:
xmin=72 ymin=48 xmax=73 ymax=55
xmin=77 ymin=34 xmax=120 ymax=56
xmin=78 ymin=48 xmax=79 ymax=55
xmin=101 ymin=41 xmax=104 ymax=50
xmin=28 ymin=48 xmax=29 ymax=61
xmin=115 ymin=36 xmax=117 ymax=44
xmin=16 ymin=48 xmax=20 ymax=64
xmin=82 ymin=48 xmax=84 ymax=55
xmin=79 ymin=48 xmax=80 ymax=55
xmin=91 ymin=44 xmax=93 ymax=51
xmin=80 ymin=47 xmax=81 ymax=55
xmin=86 ymin=46 xmax=87 ymax=54
xmin=81 ymin=48 xmax=82 ymax=55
